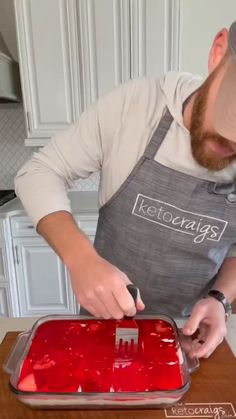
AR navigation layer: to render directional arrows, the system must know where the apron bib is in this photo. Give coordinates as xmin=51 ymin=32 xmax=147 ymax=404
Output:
xmin=93 ymin=109 xmax=236 ymax=317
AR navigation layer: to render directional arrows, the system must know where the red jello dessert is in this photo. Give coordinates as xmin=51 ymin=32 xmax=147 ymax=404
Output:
xmin=17 ymin=318 xmax=184 ymax=393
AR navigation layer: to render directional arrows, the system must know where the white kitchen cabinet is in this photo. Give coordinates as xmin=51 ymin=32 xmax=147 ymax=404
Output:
xmin=73 ymin=213 xmax=98 ymax=314
xmin=0 ymin=244 xmax=10 ymax=317
xmin=14 ymin=0 xmax=179 ymax=146
xmin=0 ymin=287 xmax=10 ymax=317
xmin=74 ymin=214 xmax=98 ymax=243
xmin=9 ymin=210 xmax=98 ymax=317
xmin=0 ymin=218 xmax=12 ymax=317
xmin=12 ymin=237 xmax=76 ymax=316
xmin=14 ymin=0 xmax=82 ymax=145
xmin=14 ymin=0 xmax=131 ymax=146
xmin=76 ymin=0 xmax=131 ymax=109
xmin=129 ymin=0 xmax=180 ymax=78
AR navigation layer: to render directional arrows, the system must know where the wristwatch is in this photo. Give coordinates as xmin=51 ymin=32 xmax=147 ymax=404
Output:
xmin=207 ymin=289 xmax=232 ymax=316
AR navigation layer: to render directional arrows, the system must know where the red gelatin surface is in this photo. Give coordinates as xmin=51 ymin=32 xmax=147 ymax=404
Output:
xmin=17 ymin=319 xmax=185 ymax=393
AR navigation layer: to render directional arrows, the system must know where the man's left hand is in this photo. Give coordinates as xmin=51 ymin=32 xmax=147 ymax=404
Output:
xmin=181 ymin=297 xmax=227 ymax=358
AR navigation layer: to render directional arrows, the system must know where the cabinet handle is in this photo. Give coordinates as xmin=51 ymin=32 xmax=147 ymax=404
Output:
xmin=26 ymin=225 xmax=34 ymax=229
xmin=14 ymin=246 xmax=20 ymax=265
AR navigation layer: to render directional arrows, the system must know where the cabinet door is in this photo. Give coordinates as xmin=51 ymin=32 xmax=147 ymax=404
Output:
xmin=76 ymin=0 xmax=130 ymax=108
xmin=15 ymin=0 xmax=179 ymax=146
xmin=0 ymin=235 xmax=12 ymax=317
xmin=0 ymin=244 xmax=4 ymax=283
xmin=130 ymin=0 xmax=181 ymax=78
xmin=0 ymin=240 xmax=12 ymax=317
xmin=75 ymin=0 xmax=179 ymax=103
xmin=0 ymin=244 xmax=10 ymax=317
xmin=14 ymin=0 xmax=82 ymax=145
xmin=74 ymin=213 xmax=98 ymax=314
xmin=14 ymin=0 xmax=131 ymax=145
xmin=75 ymin=214 xmax=98 ymax=243
xmin=0 ymin=287 xmax=10 ymax=317
xmin=13 ymin=237 xmax=75 ymax=316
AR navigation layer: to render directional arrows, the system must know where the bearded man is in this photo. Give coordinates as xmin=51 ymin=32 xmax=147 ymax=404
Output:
xmin=15 ymin=21 xmax=236 ymax=359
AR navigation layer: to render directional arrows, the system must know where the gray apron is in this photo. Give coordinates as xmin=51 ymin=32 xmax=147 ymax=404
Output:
xmin=93 ymin=109 xmax=236 ymax=317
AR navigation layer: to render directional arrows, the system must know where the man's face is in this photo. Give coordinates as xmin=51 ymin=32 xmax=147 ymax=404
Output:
xmin=190 ymin=64 xmax=236 ymax=171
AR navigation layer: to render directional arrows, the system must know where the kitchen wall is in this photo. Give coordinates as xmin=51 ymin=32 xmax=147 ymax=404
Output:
xmin=180 ymin=0 xmax=236 ymax=76
xmin=0 ymin=103 xmax=99 ymax=190
xmin=0 ymin=103 xmax=33 ymax=189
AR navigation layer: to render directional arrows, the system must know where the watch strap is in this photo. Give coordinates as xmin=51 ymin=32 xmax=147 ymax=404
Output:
xmin=207 ymin=289 xmax=232 ymax=316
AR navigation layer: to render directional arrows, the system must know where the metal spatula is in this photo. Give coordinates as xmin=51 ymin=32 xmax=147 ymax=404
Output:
xmin=115 ymin=284 xmax=139 ymax=360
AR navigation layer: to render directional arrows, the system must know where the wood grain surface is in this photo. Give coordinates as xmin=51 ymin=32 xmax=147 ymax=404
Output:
xmin=0 ymin=332 xmax=236 ymax=419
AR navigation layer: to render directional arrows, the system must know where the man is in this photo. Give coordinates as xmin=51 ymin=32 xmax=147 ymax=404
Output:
xmin=15 ymin=21 xmax=236 ymax=359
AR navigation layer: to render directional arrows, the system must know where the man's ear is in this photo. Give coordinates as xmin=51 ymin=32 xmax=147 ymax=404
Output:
xmin=208 ymin=29 xmax=229 ymax=73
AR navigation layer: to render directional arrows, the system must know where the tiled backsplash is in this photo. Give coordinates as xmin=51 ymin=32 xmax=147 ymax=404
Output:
xmin=0 ymin=103 xmax=33 ymax=189
xmin=0 ymin=103 xmax=99 ymax=191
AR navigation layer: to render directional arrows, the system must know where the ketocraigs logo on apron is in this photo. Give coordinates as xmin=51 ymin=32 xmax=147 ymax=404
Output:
xmin=132 ymin=194 xmax=228 ymax=244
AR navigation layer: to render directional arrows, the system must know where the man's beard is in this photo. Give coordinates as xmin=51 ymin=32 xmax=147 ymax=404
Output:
xmin=190 ymin=73 xmax=236 ymax=171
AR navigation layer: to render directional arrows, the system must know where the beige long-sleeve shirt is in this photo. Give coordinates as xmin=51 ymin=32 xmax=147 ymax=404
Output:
xmin=15 ymin=72 xmax=236 ymax=255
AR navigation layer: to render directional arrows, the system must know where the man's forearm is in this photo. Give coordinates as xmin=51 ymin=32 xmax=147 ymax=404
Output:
xmin=36 ymin=210 xmax=141 ymax=319
xmin=212 ymin=257 xmax=236 ymax=303
xmin=36 ymin=211 xmax=98 ymax=271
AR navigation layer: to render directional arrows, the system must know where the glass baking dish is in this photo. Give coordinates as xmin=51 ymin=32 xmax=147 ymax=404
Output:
xmin=3 ymin=314 xmax=199 ymax=409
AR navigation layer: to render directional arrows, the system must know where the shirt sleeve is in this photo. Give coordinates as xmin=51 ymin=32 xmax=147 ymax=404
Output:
xmin=14 ymin=79 xmax=137 ymax=226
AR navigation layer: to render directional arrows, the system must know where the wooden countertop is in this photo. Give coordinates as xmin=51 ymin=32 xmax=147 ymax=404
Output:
xmin=1 ymin=332 xmax=236 ymax=419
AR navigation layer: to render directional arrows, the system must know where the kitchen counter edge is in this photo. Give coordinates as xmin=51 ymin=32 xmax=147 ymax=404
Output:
xmin=0 ymin=191 xmax=99 ymax=218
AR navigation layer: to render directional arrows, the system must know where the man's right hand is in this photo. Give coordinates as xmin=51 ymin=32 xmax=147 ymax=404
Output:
xmin=68 ymin=253 xmax=145 ymax=318
xmin=36 ymin=211 xmax=145 ymax=319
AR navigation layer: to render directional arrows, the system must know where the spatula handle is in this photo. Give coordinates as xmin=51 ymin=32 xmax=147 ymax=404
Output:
xmin=126 ymin=284 xmax=139 ymax=302
xmin=124 ymin=285 xmax=140 ymax=318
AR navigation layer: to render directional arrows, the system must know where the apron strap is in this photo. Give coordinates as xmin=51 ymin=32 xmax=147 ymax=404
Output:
xmin=144 ymin=108 xmax=173 ymax=160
